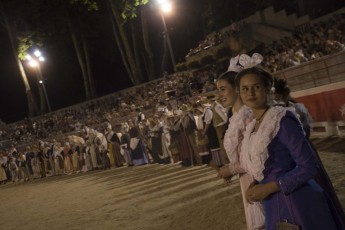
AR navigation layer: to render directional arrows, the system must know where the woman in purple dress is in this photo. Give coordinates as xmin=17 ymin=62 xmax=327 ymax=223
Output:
xmin=236 ymin=67 xmax=341 ymax=230
xmin=272 ymin=78 xmax=345 ymax=229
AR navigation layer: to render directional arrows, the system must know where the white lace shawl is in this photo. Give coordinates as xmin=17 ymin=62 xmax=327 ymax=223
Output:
xmin=223 ymin=106 xmax=254 ymax=165
xmin=240 ymin=106 xmax=294 ymax=181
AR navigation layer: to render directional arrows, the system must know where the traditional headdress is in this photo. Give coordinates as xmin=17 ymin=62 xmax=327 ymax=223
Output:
xmin=227 ymin=55 xmax=243 ymax=73
xmin=239 ymin=53 xmax=263 ymax=69
xmin=227 ymin=53 xmax=263 ymax=73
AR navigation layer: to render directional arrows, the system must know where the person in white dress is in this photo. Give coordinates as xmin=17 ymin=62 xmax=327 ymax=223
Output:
xmin=217 ymin=54 xmax=265 ymax=230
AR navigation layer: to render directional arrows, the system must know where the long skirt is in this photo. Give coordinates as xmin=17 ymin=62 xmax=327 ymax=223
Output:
xmin=239 ymin=173 xmax=265 ymax=230
xmin=64 ymin=156 xmax=73 ymax=173
xmin=100 ymin=151 xmax=110 ymax=169
xmin=121 ymin=148 xmax=133 ymax=166
xmin=160 ymin=133 xmax=172 ymax=164
xmin=83 ymin=153 xmax=93 ymax=171
xmin=108 ymin=143 xmax=115 ymax=167
xmin=196 ymin=131 xmax=211 ymax=164
xmin=89 ymin=146 xmax=98 ymax=169
xmin=72 ymin=152 xmax=79 ymax=171
xmin=177 ymin=131 xmax=193 ymax=166
xmin=0 ymin=166 xmax=7 ymax=181
xmin=18 ymin=167 xmax=30 ymax=181
xmin=54 ymin=157 xmax=64 ymax=175
xmin=151 ymin=136 xmax=162 ymax=163
xmin=264 ymin=179 xmax=338 ymax=230
xmin=311 ymin=144 xmax=345 ymax=229
xmin=31 ymin=158 xmax=41 ymax=179
xmin=111 ymin=142 xmax=125 ymax=167
xmin=132 ymin=141 xmax=149 ymax=166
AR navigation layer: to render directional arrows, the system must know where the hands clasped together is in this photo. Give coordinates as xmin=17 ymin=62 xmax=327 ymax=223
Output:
xmin=217 ymin=164 xmax=280 ymax=203
xmin=246 ymin=181 xmax=280 ymax=203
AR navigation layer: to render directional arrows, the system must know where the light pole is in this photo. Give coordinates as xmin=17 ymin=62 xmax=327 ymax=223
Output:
xmin=26 ymin=50 xmax=52 ymax=113
xmin=158 ymin=0 xmax=176 ymax=73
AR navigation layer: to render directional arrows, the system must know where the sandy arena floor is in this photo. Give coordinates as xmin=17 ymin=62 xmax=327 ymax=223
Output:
xmin=0 ymin=137 xmax=344 ymax=230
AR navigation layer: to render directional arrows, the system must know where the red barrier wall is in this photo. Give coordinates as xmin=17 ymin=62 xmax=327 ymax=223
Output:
xmin=294 ymin=88 xmax=345 ymax=122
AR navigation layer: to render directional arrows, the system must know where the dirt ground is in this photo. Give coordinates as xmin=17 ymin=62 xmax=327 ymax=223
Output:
xmin=0 ymin=137 xmax=344 ymax=230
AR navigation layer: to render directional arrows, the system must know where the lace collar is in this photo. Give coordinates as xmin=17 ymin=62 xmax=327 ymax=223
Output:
xmin=223 ymin=106 xmax=253 ymax=164
xmin=240 ymin=106 xmax=292 ymax=181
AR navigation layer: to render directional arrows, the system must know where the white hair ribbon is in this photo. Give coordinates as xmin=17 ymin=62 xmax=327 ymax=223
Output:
xmin=239 ymin=53 xmax=263 ymax=69
xmin=227 ymin=55 xmax=243 ymax=73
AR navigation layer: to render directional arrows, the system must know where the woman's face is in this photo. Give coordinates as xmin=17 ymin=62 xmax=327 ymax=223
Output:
xmin=239 ymin=73 xmax=268 ymax=110
xmin=217 ymin=79 xmax=237 ymax=108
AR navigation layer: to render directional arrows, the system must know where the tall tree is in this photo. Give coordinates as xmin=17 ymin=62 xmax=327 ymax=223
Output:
xmin=18 ymin=0 xmax=100 ymax=101
xmin=106 ymin=0 xmax=167 ymax=84
xmin=140 ymin=5 xmax=155 ymax=81
xmin=107 ymin=0 xmax=143 ymax=85
xmin=0 ymin=0 xmax=39 ymax=117
xmin=64 ymin=0 xmax=99 ymax=99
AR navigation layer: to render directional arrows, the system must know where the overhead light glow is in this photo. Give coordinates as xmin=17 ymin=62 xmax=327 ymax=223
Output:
xmin=34 ymin=50 xmax=41 ymax=57
xmin=157 ymin=0 xmax=167 ymax=4
xmin=26 ymin=54 xmax=32 ymax=61
xmin=161 ymin=2 xmax=172 ymax=13
xmin=29 ymin=60 xmax=39 ymax=67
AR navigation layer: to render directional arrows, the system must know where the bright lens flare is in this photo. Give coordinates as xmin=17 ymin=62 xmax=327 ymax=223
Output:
xmin=26 ymin=54 xmax=32 ymax=61
xmin=34 ymin=50 xmax=41 ymax=57
xmin=26 ymin=50 xmax=45 ymax=68
xmin=29 ymin=60 xmax=39 ymax=67
xmin=157 ymin=0 xmax=167 ymax=4
xmin=161 ymin=2 xmax=172 ymax=13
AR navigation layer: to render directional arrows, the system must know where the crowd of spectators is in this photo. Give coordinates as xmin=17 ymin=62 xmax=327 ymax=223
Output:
xmin=185 ymin=12 xmax=345 ymax=73
xmin=261 ymin=13 xmax=345 ymax=72
xmin=0 ymin=70 xmax=219 ymax=149
xmin=185 ymin=31 xmax=222 ymax=58
xmin=185 ymin=22 xmax=243 ymax=58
